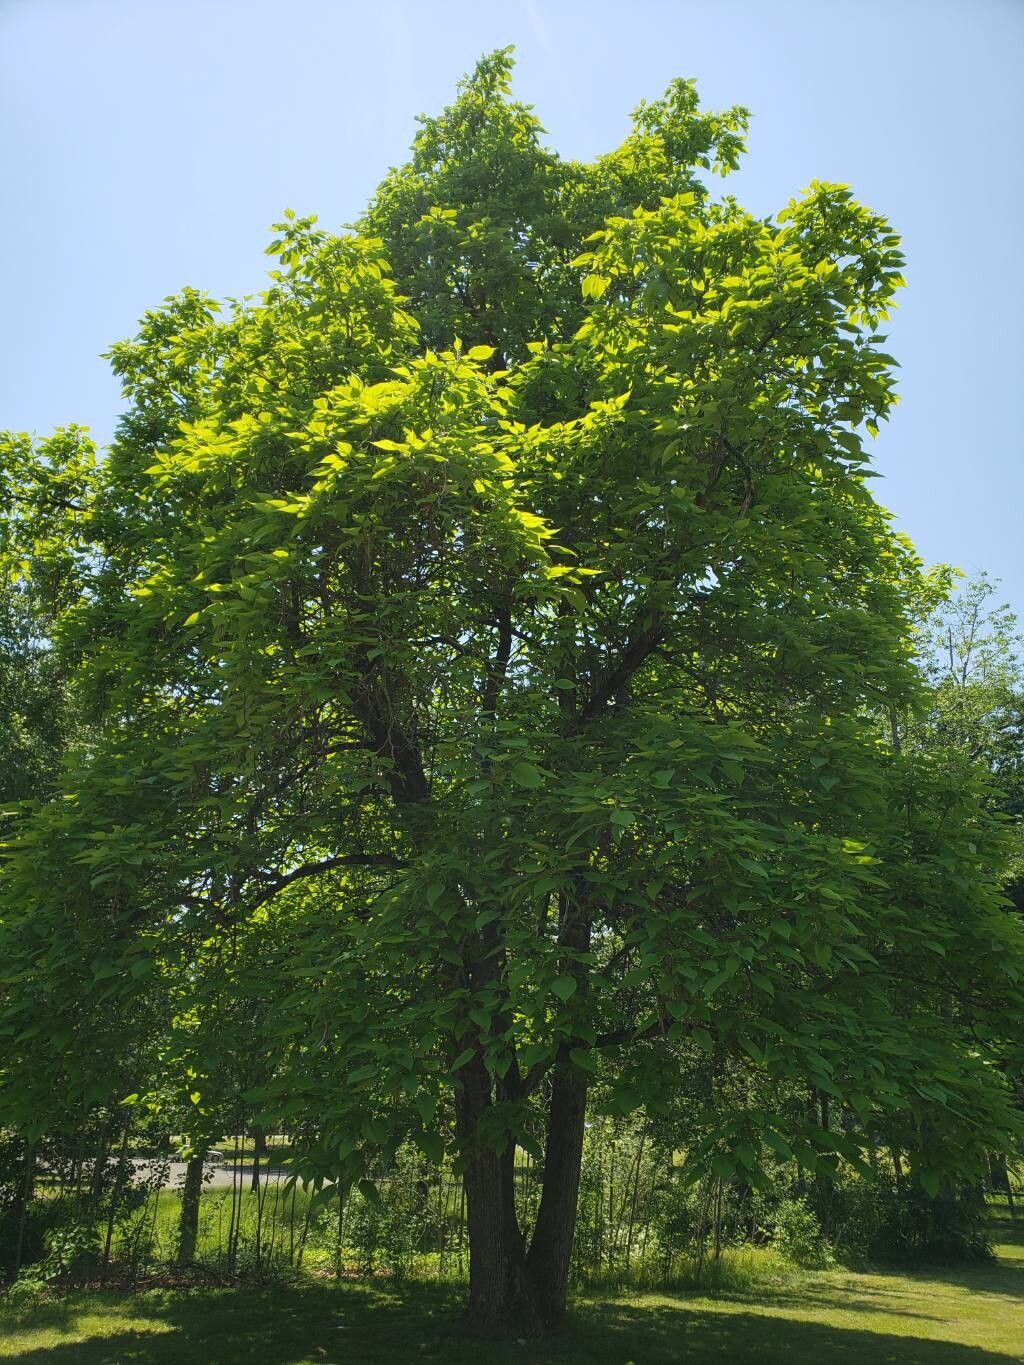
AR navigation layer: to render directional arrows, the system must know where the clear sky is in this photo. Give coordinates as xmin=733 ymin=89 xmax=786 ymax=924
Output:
xmin=2 ymin=0 xmax=1021 ymax=615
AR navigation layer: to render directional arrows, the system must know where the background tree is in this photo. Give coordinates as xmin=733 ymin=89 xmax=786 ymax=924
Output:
xmin=902 ymin=572 xmax=1024 ymax=1203
xmin=909 ymin=572 xmax=1024 ymax=900
xmin=0 ymin=427 xmax=94 ymax=811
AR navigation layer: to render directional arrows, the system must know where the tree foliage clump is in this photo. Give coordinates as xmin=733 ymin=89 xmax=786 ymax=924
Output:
xmin=1 ymin=51 xmax=1022 ymax=1332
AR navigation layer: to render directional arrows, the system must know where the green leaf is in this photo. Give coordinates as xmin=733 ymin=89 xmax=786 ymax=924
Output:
xmin=582 ymin=273 xmax=611 ymax=300
xmin=357 ymin=1179 xmax=381 ymax=1206
xmin=414 ymin=1131 xmax=445 ymax=1163
xmin=510 ymin=762 xmax=544 ymax=789
xmin=551 ymin=976 xmax=577 ymax=1002
xmin=764 ymin=1124 xmax=797 ymax=1157
xmin=519 ymin=1042 xmax=552 ymax=1069
xmin=736 ymin=1143 xmax=757 ymax=1171
xmin=919 ymin=1170 xmax=941 ymax=1198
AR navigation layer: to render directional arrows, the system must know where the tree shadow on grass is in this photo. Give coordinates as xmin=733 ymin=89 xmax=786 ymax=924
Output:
xmin=1 ymin=1281 xmax=1021 ymax=1365
xmin=896 ymin=1259 xmax=1024 ymax=1304
xmin=762 ymin=1209 xmax=1024 ymax=1312
xmin=693 ymin=1278 xmax=948 ymax=1324
xmin=584 ymin=1300 xmax=1021 ymax=1365
xmin=882 ymin=1214 xmax=1024 ymax=1305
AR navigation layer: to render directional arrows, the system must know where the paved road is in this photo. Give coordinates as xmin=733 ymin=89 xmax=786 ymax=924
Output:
xmin=129 ymin=1158 xmax=290 ymax=1189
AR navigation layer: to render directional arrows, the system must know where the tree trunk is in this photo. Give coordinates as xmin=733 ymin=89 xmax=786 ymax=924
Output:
xmin=456 ymin=881 xmax=592 ymax=1334
xmin=456 ymin=1053 xmax=536 ymax=1335
xmin=523 ymin=883 xmax=592 ymax=1323
xmin=13 ymin=1141 xmax=37 ymax=1275
xmin=525 ymin=1057 xmax=588 ymax=1324
xmin=177 ymin=1148 xmax=205 ymax=1267
xmin=101 ymin=1117 xmax=133 ymax=1271
xmin=990 ymin=1152 xmax=1016 ymax=1212
xmin=88 ymin=1116 xmax=115 ymax=1211
xmin=250 ymin=1124 xmax=267 ymax=1192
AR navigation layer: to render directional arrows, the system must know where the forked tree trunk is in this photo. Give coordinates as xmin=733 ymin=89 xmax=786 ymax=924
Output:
xmin=456 ymin=1053 xmax=538 ymax=1335
xmin=458 ymin=1047 xmax=590 ymax=1333
xmin=523 ymin=886 xmax=593 ymax=1324
xmin=459 ymin=885 xmax=593 ymax=1334
xmin=459 ymin=1074 xmax=589 ymax=1334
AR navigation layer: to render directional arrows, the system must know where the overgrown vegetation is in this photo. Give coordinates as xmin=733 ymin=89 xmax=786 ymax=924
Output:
xmin=0 ymin=1117 xmax=1012 ymax=1309
xmin=2 ymin=1208 xmax=1023 ymax=1363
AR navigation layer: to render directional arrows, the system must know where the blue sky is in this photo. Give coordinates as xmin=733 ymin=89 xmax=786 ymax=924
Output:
xmin=2 ymin=0 xmax=1021 ymax=616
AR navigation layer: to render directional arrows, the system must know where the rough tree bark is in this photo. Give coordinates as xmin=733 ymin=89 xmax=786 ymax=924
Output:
xmin=457 ymin=885 xmax=593 ymax=1334
xmin=455 ymin=1051 xmax=537 ymax=1334
xmin=457 ymin=1054 xmax=590 ymax=1334
xmin=525 ymin=1058 xmax=589 ymax=1325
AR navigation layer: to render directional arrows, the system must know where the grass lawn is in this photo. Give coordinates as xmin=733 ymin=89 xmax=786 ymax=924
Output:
xmin=1 ymin=1209 xmax=1021 ymax=1364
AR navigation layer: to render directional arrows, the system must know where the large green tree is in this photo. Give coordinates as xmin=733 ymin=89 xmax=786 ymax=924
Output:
xmin=2 ymin=53 xmax=1022 ymax=1332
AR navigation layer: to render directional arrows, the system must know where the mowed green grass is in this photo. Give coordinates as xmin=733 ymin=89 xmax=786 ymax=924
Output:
xmin=1 ymin=1210 xmax=1021 ymax=1364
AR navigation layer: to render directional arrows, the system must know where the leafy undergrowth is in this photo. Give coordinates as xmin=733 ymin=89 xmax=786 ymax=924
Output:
xmin=1 ymin=1213 xmax=1021 ymax=1364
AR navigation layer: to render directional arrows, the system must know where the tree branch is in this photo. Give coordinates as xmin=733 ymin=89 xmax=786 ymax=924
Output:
xmin=480 ymin=605 xmax=513 ymax=721
xmin=182 ymin=853 xmax=406 ymax=918
xmin=578 ymin=610 xmax=663 ymax=723
xmin=595 ymin=1017 xmax=668 ymax=1050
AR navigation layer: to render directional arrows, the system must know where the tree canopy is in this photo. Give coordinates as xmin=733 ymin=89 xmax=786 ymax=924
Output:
xmin=2 ymin=51 xmax=1022 ymax=1332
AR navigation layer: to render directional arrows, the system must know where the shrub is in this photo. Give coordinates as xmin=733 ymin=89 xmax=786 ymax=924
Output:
xmin=824 ymin=1172 xmax=992 ymax=1267
xmin=770 ymin=1197 xmax=834 ymax=1269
